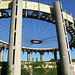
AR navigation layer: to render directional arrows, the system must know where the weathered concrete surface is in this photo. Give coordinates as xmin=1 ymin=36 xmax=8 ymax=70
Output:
xmin=8 ymin=0 xmax=23 ymax=75
xmin=53 ymin=1 xmax=73 ymax=75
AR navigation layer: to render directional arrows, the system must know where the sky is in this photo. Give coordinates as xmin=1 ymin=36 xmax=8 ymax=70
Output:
xmin=0 ymin=0 xmax=75 ymax=62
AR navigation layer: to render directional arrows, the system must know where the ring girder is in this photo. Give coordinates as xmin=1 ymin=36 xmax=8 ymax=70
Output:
xmin=0 ymin=1 xmax=75 ymax=50
xmin=30 ymin=40 xmax=42 ymax=44
xmin=0 ymin=40 xmax=58 ymax=52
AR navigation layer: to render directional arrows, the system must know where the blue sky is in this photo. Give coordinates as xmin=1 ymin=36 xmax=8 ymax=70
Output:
xmin=0 ymin=0 xmax=75 ymax=62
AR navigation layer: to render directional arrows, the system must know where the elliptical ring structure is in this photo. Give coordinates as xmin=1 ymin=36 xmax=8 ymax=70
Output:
xmin=0 ymin=0 xmax=75 ymax=75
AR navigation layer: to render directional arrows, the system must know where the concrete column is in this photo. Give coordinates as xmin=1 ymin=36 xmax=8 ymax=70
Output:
xmin=40 ymin=52 xmax=43 ymax=61
xmin=54 ymin=51 xmax=57 ymax=62
xmin=0 ymin=47 xmax=4 ymax=62
xmin=27 ymin=52 xmax=30 ymax=62
xmin=53 ymin=1 xmax=73 ymax=75
xmin=8 ymin=0 xmax=23 ymax=75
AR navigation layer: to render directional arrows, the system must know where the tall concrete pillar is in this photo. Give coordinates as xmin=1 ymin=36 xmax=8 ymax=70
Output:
xmin=8 ymin=0 xmax=23 ymax=75
xmin=0 ymin=47 xmax=4 ymax=62
xmin=40 ymin=52 xmax=43 ymax=61
xmin=53 ymin=1 xmax=73 ymax=75
xmin=54 ymin=51 xmax=57 ymax=62
xmin=27 ymin=52 xmax=30 ymax=62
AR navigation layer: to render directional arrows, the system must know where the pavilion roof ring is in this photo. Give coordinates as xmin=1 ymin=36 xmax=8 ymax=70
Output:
xmin=30 ymin=39 xmax=42 ymax=44
xmin=0 ymin=1 xmax=75 ymax=49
